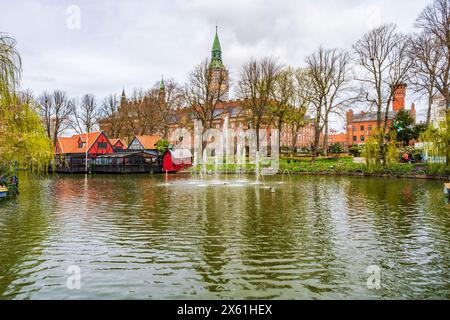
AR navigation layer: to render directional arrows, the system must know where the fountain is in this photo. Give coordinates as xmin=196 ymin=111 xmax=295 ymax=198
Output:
xmin=223 ymin=116 xmax=229 ymax=185
xmin=158 ymin=117 xmax=285 ymax=189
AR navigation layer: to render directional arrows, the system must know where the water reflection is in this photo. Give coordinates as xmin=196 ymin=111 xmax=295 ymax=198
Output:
xmin=0 ymin=176 xmax=54 ymax=299
xmin=0 ymin=174 xmax=448 ymax=299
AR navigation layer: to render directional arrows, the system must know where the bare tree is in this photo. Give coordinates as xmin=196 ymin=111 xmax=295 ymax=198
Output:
xmin=119 ymin=88 xmax=163 ymax=139
xmin=269 ymin=66 xmax=296 ymax=149
xmin=43 ymin=90 xmax=72 ymax=145
xmin=17 ymin=89 xmax=35 ymax=107
xmin=286 ymin=68 xmax=314 ymax=152
xmin=99 ymin=93 xmax=124 ymax=138
xmin=37 ymin=91 xmax=53 ymax=139
xmin=353 ymin=24 xmax=413 ymax=164
xmin=123 ymin=88 xmax=145 ymax=137
xmin=140 ymin=89 xmax=162 ymax=135
xmin=183 ymin=59 xmax=230 ymax=130
xmin=415 ymin=0 xmax=450 ymax=166
xmin=306 ymin=47 xmax=352 ymax=159
xmin=153 ymin=78 xmax=183 ymax=139
xmin=237 ymin=57 xmax=282 ymax=151
xmin=409 ymin=33 xmax=443 ymax=126
xmin=415 ymin=0 xmax=450 ymax=117
xmin=70 ymin=94 xmax=99 ymax=134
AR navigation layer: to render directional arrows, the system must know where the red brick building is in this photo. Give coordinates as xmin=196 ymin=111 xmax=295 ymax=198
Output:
xmin=330 ymin=84 xmax=415 ymax=148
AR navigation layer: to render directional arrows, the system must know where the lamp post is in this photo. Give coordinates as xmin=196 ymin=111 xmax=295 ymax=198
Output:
xmin=85 ymin=130 xmax=89 ymax=173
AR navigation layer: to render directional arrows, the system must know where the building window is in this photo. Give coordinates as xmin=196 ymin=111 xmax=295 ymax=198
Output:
xmin=368 ymin=125 xmax=372 ymax=131
xmin=352 ymin=126 xmax=356 ymax=132
xmin=360 ymin=125 xmax=364 ymax=131
xmin=98 ymin=142 xmax=107 ymax=149
xmin=360 ymin=136 xmax=365 ymax=142
xmin=353 ymin=136 xmax=357 ymax=142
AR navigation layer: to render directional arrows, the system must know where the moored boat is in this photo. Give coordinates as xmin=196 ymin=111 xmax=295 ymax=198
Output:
xmin=444 ymin=183 xmax=450 ymax=197
xmin=0 ymin=186 xmax=8 ymax=199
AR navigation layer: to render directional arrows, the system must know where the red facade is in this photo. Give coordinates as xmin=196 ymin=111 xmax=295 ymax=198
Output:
xmin=87 ymin=133 xmax=114 ymax=156
xmin=114 ymin=140 xmax=124 ymax=149
xmin=163 ymin=151 xmax=190 ymax=172
xmin=55 ymin=131 xmax=114 ymax=157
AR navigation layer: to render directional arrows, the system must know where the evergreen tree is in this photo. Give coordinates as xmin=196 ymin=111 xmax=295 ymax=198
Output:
xmin=390 ymin=110 xmax=415 ymax=146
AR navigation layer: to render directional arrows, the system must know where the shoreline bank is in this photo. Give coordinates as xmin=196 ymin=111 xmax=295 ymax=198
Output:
xmin=182 ymin=170 xmax=449 ymax=180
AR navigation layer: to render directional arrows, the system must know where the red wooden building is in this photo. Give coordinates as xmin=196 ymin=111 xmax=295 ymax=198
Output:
xmin=163 ymin=149 xmax=192 ymax=172
xmin=55 ymin=131 xmax=114 ymax=166
xmin=109 ymin=138 xmax=127 ymax=151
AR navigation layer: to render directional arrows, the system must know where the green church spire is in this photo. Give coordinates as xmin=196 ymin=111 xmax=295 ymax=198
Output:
xmin=160 ymin=75 xmax=165 ymax=90
xmin=210 ymin=25 xmax=223 ymax=68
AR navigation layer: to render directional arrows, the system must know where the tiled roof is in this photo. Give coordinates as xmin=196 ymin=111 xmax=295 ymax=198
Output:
xmin=110 ymin=138 xmax=126 ymax=148
xmin=56 ymin=137 xmax=77 ymax=154
xmin=135 ymin=135 xmax=162 ymax=149
xmin=56 ymin=132 xmax=101 ymax=154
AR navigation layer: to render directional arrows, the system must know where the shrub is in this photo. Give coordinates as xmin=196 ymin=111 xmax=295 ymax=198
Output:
xmin=348 ymin=145 xmax=362 ymax=157
xmin=329 ymin=142 xmax=343 ymax=155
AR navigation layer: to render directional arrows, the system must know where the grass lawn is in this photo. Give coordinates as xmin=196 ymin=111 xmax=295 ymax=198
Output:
xmin=189 ymin=155 xmax=449 ymax=177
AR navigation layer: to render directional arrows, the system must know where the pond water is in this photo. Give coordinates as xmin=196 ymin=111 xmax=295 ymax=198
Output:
xmin=0 ymin=173 xmax=448 ymax=299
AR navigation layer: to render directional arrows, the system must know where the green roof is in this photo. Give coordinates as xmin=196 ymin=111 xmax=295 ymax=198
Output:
xmin=212 ymin=29 xmax=221 ymax=52
xmin=160 ymin=76 xmax=165 ymax=90
xmin=210 ymin=26 xmax=223 ymax=68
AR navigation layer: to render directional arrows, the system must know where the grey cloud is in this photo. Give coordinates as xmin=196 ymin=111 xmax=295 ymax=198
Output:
xmin=0 ymin=0 xmax=431 ymax=125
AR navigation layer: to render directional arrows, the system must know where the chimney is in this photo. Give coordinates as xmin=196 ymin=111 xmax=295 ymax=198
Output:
xmin=393 ymin=84 xmax=406 ymax=112
xmin=347 ymin=109 xmax=354 ymax=123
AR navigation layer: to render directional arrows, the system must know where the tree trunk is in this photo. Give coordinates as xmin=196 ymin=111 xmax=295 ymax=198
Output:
xmin=426 ymin=93 xmax=433 ymax=127
xmin=446 ymin=95 xmax=450 ymax=170
xmin=255 ymin=121 xmax=260 ymax=153
xmin=277 ymin=119 xmax=283 ymax=155
xmin=291 ymin=126 xmax=298 ymax=154
xmin=312 ymin=124 xmax=321 ymax=162
xmin=323 ymin=113 xmax=329 ymax=156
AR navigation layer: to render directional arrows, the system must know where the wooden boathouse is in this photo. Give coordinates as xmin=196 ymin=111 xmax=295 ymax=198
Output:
xmin=53 ymin=133 xmax=167 ymax=174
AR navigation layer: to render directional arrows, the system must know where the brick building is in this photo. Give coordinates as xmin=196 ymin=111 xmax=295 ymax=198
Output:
xmin=330 ymin=84 xmax=415 ymax=148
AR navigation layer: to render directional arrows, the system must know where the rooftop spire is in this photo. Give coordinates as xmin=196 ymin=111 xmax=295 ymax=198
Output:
xmin=160 ymin=75 xmax=165 ymax=90
xmin=211 ymin=25 xmax=223 ymax=68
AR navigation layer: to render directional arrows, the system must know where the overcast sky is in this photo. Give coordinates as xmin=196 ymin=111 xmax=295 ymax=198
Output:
xmin=0 ymin=0 xmax=431 ymax=130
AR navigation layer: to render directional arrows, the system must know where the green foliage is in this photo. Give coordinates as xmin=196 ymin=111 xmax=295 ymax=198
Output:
xmin=420 ymin=119 xmax=450 ymax=165
xmin=348 ymin=145 xmax=362 ymax=157
xmin=0 ymin=97 xmax=53 ymax=172
xmin=413 ymin=123 xmax=427 ymax=140
xmin=0 ymin=33 xmax=21 ymax=104
xmin=425 ymin=163 xmax=449 ymax=175
xmin=362 ymin=136 xmax=380 ymax=170
xmin=390 ymin=110 xmax=416 ymax=146
xmin=0 ymin=33 xmax=52 ymax=173
xmin=329 ymin=142 xmax=343 ymax=155
xmin=155 ymin=139 xmax=170 ymax=153
xmin=386 ymin=137 xmax=399 ymax=165
xmin=190 ymin=157 xmax=447 ymax=176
